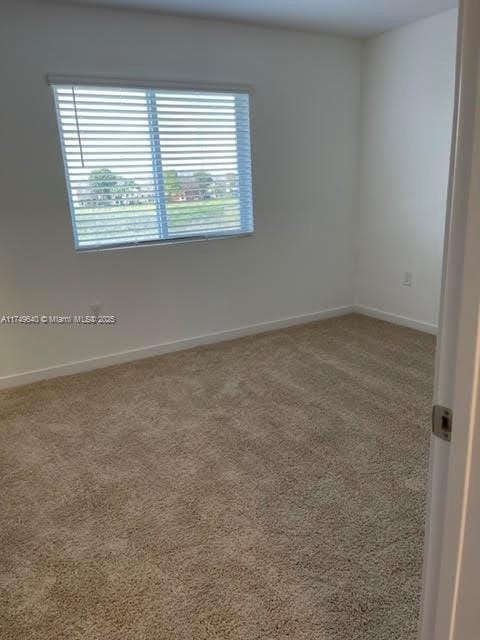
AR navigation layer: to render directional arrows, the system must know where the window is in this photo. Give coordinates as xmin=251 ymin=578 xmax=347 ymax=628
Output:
xmin=50 ymin=78 xmax=254 ymax=250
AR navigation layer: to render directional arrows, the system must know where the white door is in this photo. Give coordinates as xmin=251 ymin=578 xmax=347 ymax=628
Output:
xmin=420 ymin=1 xmax=480 ymax=638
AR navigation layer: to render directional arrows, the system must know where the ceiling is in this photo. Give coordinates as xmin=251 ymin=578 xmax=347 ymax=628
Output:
xmin=53 ymin=0 xmax=458 ymax=37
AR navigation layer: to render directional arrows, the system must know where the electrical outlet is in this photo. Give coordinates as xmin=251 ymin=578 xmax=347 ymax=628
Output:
xmin=89 ymin=302 xmax=102 ymax=316
xmin=402 ymin=272 xmax=413 ymax=287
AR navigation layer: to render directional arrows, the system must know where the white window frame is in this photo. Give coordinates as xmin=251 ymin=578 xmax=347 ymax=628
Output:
xmin=48 ymin=75 xmax=255 ymax=251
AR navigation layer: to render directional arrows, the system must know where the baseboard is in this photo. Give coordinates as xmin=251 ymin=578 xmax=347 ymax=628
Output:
xmin=0 ymin=305 xmax=354 ymax=390
xmin=354 ymin=304 xmax=438 ymax=335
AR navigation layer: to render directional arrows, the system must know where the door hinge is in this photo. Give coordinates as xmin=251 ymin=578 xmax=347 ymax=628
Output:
xmin=432 ymin=405 xmax=452 ymax=442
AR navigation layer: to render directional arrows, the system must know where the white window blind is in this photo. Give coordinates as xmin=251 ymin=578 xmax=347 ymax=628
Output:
xmin=50 ymin=79 xmax=254 ymax=250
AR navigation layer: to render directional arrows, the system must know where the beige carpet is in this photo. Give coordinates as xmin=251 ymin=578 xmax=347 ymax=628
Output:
xmin=0 ymin=314 xmax=435 ymax=639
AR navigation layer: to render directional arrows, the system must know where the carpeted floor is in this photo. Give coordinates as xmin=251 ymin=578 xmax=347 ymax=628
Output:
xmin=0 ymin=314 xmax=435 ymax=640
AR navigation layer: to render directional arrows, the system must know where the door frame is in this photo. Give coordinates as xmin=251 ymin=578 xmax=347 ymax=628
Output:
xmin=420 ymin=1 xmax=480 ymax=638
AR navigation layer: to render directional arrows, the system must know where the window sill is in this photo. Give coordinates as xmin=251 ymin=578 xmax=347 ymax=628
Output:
xmin=75 ymin=231 xmax=254 ymax=253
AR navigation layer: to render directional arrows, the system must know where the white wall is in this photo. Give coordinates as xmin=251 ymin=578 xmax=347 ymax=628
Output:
xmin=356 ymin=10 xmax=457 ymax=331
xmin=0 ymin=3 xmax=459 ymax=384
xmin=0 ymin=1 xmax=360 ymax=380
